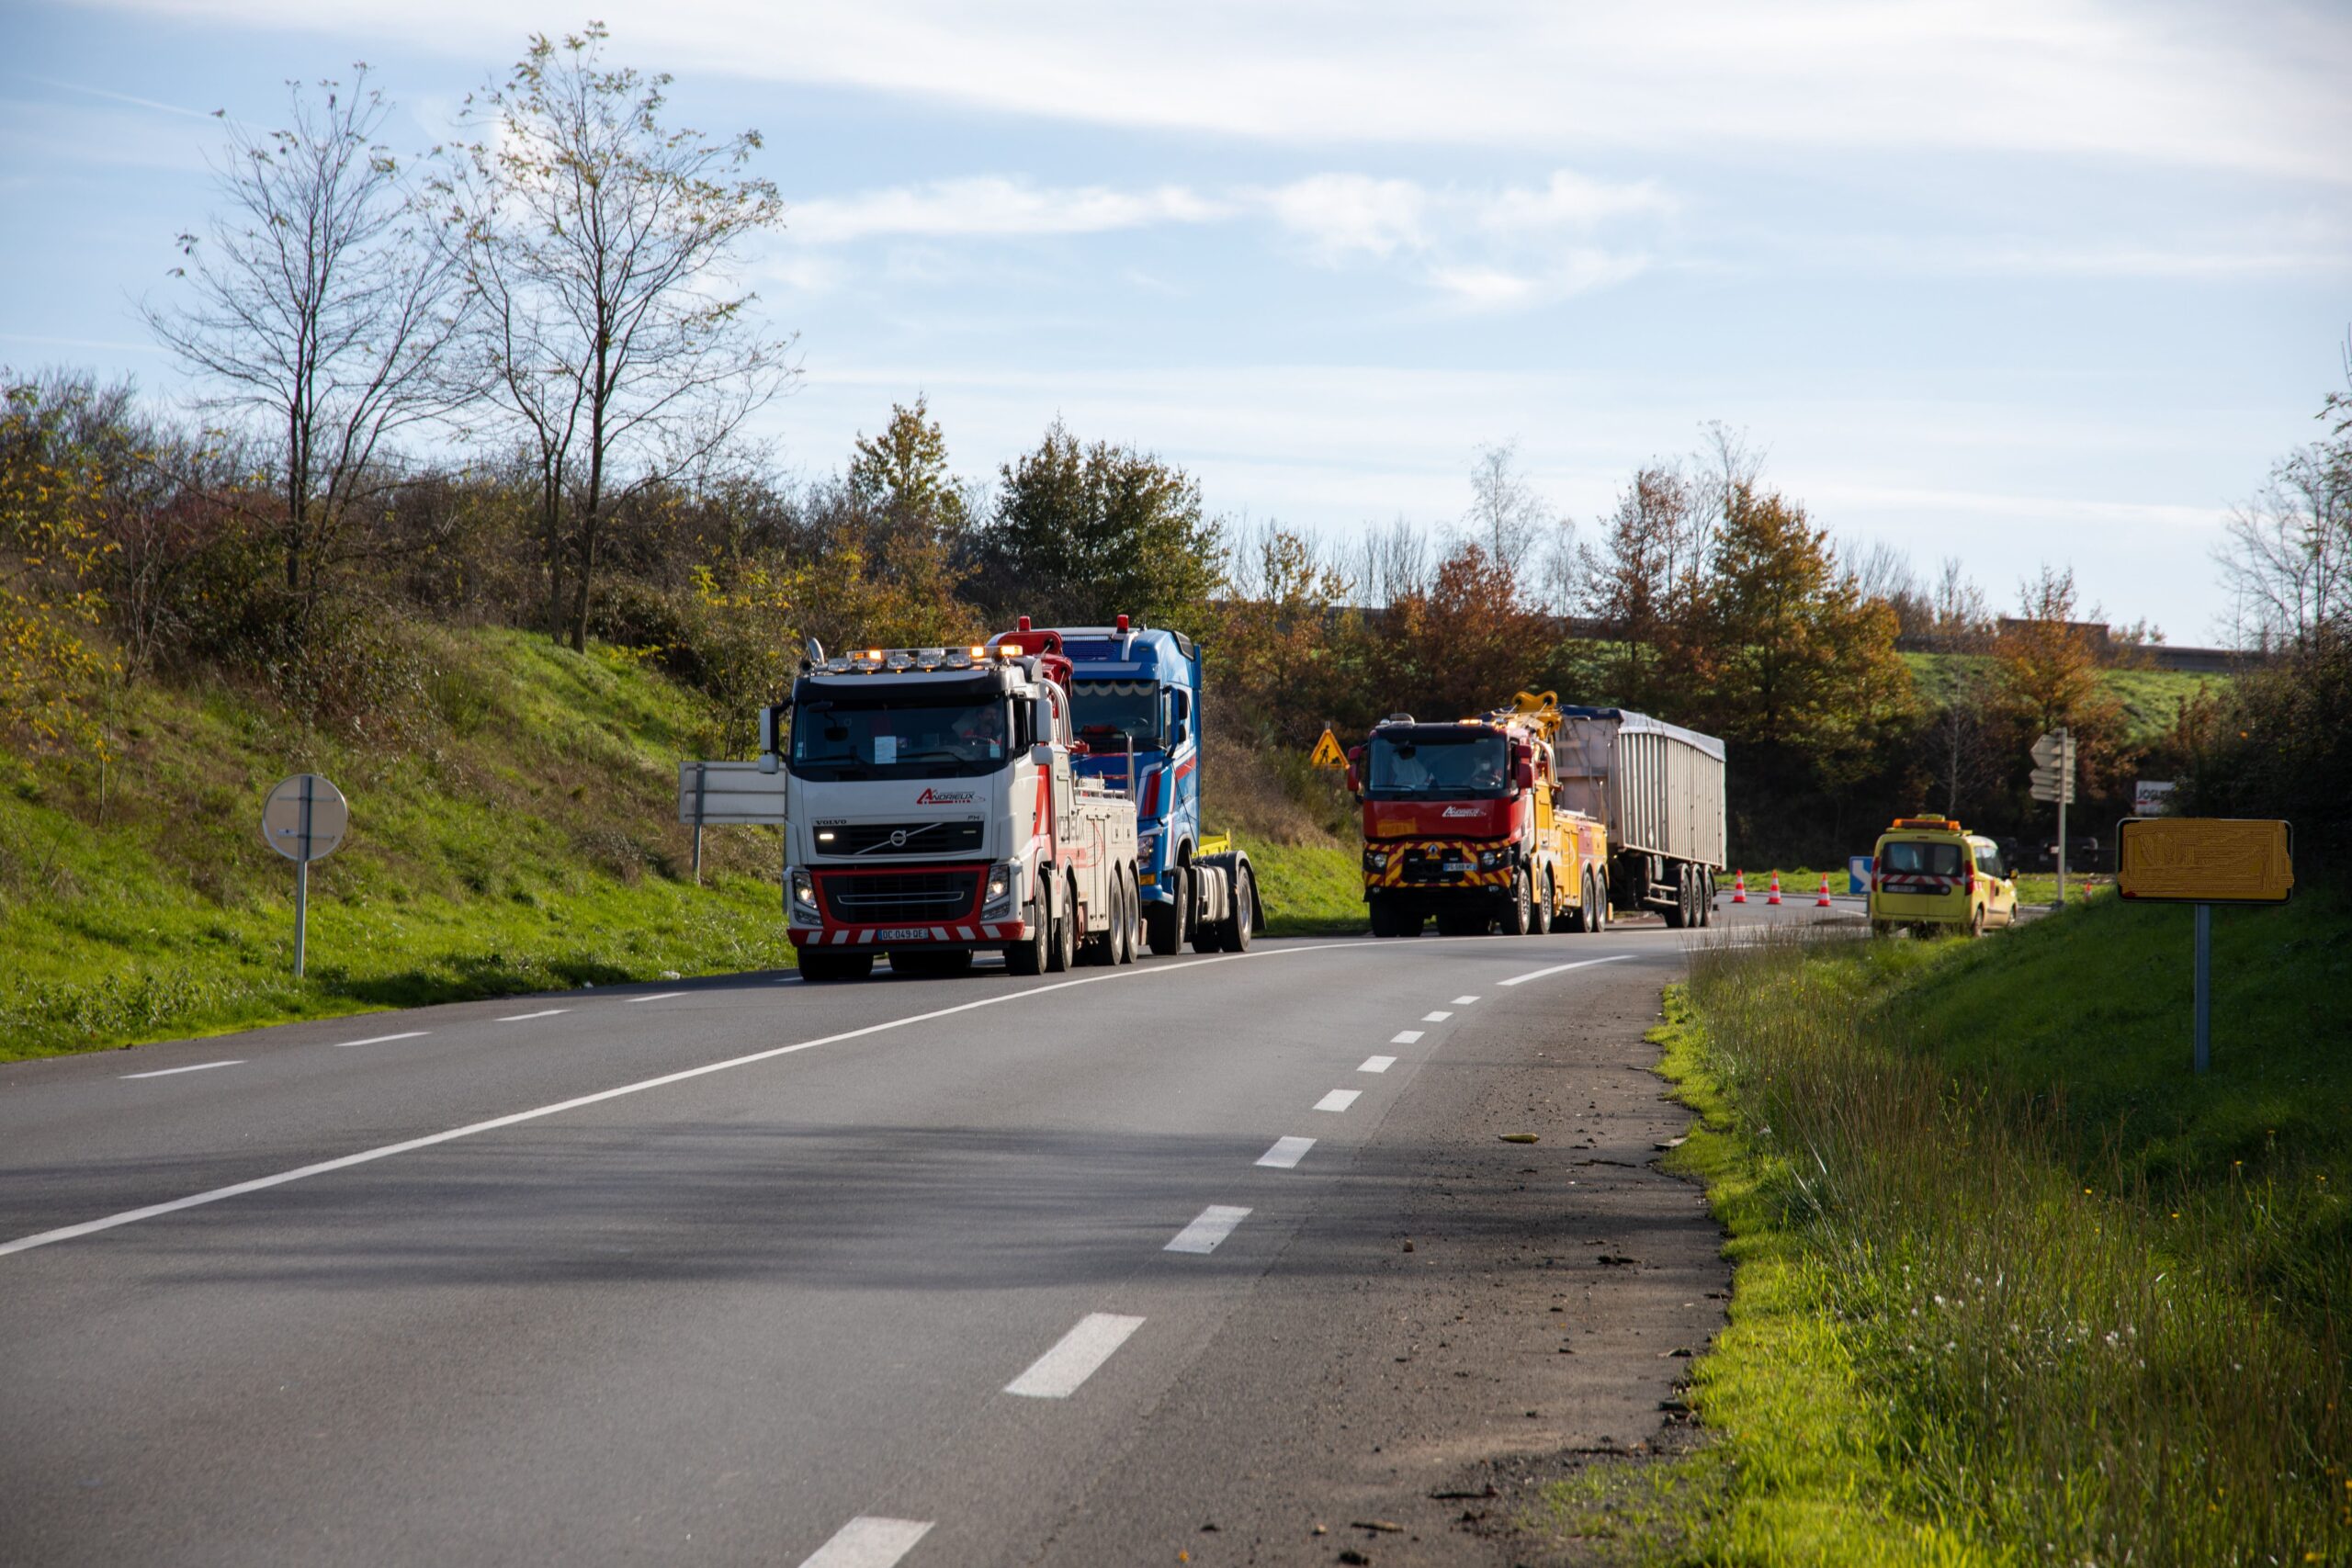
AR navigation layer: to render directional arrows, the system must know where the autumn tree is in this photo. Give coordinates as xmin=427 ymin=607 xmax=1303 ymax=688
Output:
xmin=0 ymin=378 xmax=119 ymax=763
xmin=438 ymin=23 xmax=795 ymax=651
xmin=1578 ymin=463 xmax=1702 ymax=710
xmin=978 ymin=421 xmax=1226 ymax=629
xmin=1216 ymin=525 xmax=1363 ymax=745
xmin=1373 ymin=540 xmax=1552 ymax=728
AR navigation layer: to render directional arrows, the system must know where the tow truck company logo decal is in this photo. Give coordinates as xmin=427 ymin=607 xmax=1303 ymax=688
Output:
xmin=1442 ymin=806 xmax=1485 ymax=818
xmin=915 ymin=787 xmax=977 ymax=805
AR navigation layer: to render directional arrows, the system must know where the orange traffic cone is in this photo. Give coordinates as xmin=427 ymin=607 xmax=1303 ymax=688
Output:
xmin=1731 ymin=870 xmax=1747 ymax=904
xmin=1816 ymin=874 xmax=1834 ymax=907
xmin=1767 ymin=873 xmax=1782 ymax=905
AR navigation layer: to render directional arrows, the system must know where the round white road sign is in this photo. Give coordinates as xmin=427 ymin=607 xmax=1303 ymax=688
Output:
xmin=261 ymin=773 xmax=349 ymax=863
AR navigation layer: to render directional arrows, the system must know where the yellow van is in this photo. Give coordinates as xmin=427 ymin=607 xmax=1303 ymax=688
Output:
xmin=1868 ymin=817 xmax=2018 ymax=937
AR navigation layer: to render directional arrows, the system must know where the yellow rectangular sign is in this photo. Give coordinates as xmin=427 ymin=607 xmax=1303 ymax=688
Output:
xmin=2118 ymin=818 xmax=2293 ymax=904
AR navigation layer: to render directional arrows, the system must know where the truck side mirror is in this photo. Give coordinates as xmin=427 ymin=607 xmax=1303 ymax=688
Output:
xmin=1342 ymin=766 xmax=1359 ymax=795
xmin=757 ymin=701 xmax=789 ymax=773
xmin=1513 ymin=761 xmax=1535 ymax=790
xmin=1030 ymin=742 xmax=1055 ymax=768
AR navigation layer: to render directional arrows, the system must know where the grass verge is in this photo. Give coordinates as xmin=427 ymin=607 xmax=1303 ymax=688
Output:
xmin=1531 ymin=891 xmax=2351 ymax=1565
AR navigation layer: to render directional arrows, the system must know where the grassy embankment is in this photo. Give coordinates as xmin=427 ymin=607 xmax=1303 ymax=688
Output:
xmin=1533 ymin=887 xmax=2351 ymax=1564
xmin=1 ymin=627 xmax=791 ymax=1062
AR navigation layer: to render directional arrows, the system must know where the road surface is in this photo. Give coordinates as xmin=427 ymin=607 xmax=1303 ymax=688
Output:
xmin=1 ymin=897 xmax=1843 ymax=1565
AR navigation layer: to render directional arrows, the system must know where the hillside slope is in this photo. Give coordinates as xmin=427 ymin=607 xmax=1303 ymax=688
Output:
xmin=1 ymin=627 xmax=790 ymax=1061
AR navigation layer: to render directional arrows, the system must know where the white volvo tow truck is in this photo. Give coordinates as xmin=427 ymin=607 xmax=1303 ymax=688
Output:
xmin=751 ymin=631 xmax=1143 ymax=982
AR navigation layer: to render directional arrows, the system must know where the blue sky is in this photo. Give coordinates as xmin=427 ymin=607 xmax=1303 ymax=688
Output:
xmin=3 ymin=0 xmax=2347 ymax=640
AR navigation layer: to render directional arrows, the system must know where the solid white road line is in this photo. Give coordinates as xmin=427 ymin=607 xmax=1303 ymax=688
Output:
xmin=333 ymin=1032 xmax=428 ymax=1049
xmin=1314 ymin=1089 xmax=1362 ymax=1112
xmin=2 ymin=942 xmax=1374 ymax=1259
xmin=797 ymin=1516 xmax=933 ymax=1568
xmin=1498 ymin=955 xmax=1633 ymax=987
xmin=119 ymin=1061 xmax=243 ymax=1080
xmin=1256 ymin=1135 xmax=1316 ymax=1169
xmin=1390 ymin=1029 xmax=1423 ymax=1044
xmin=1453 ymin=994 xmax=1480 ymax=1004
xmin=1164 ymin=1205 xmax=1251 ymax=1255
xmin=1358 ymin=1055 xmax=1396 ymax=1074
xmin=628 ymin=992 xmax=688 ymax=1004
xmin=1421 ymin=1010 xmax=1453 ymax=1021
xmin=495 ymin=1009 xmax=571 ymax=1022
xmin=1004 ymin=1312 xmax=1146 ymax=1398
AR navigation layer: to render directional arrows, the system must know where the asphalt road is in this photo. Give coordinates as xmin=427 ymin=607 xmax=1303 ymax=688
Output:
xmin=1 ymin=895 xmax=1845 ymax=1566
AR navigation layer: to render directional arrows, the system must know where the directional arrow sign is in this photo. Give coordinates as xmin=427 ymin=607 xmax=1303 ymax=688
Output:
xmin=2029 ymin=766 xmax=2075 ymax=804
xmin=2030 ymin=731 xmax=2075 ymax=770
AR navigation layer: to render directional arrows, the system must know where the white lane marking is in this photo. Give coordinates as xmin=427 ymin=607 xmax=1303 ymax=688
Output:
xmin=1421 ymin=1010 xmax=1453 ymax=1021
xmin=1390 ymin=1030 xmax=1423 ymax=1044
xmin=2 ymin=942 xmax=1374 ymax=1258
xmin=797 ymin=1516 xmax=933 ymax=1568
xmin=1453 ymin=994 xmax=1480 ymax=1004
xmin=1358 ymin=1055 xmax=1396 ymax=1074
xmin=333 ymin=1032 xmax=428 ymax=1049
xmin=1004 ymin=1312 xmax=1146 ymax=1398
xmin=1164 ymin=1204 xmax=1251 ymax=1255
xmin=119 ymin=1061 xmax=243 ymax=1080
xmin=628 ymin=992 xmax=688 ymax=1004
xmin=1314 ymin=1089 xmax=1362 ymax=1112
xmin=1256 ymin=1135 xmax=1316 ymax=1169
xmin=495 ymin=1009 xmax=571 ymax=1022
xmin=1498 ymin=955 xmax=1632 ymax=987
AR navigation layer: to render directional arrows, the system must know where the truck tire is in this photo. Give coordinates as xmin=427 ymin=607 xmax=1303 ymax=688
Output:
xmin=1700 ymin=869 xmax=1716 ymax=927
xmin=1662 ymin=865 xmax=1689 ymax=929
xmin=1500 ymin=868 xmax=1532 ymax=936
xmin=1146 ymin=868 xmax=1186 ymax=956
xmin=1219 ymin=866 xmax=1254 ymax=952
xmin=1005 ymin=898 xmax=1049 ymax=976
xmin=1046 ymin=876 xmax=1078 ymax=973
xmin=1532 ymin=872 xmax=1553 ymax=935
xmin=799 ymin=951 xmax=874 ymax=983
xmin=1192 ymin=867 xmax=1223 ymax=955
xmin=1579 ymin=872 xmax=1599 ymax=933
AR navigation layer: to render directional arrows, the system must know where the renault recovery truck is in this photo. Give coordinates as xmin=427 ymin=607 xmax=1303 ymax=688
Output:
xmin=1032 ymin=615 xmax=1263 ymax=954
xmin=751 ymin=635 xmax=1143 ymax=981
xmin=1550 ymin=706 xmax=1727 ymax=928
xmin=1347 ymin=691 xmax=1611 ymax=938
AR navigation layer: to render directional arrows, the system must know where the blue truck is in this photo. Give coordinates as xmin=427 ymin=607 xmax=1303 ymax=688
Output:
xmin=1038 ymin=615 xmax=1264 ymax=954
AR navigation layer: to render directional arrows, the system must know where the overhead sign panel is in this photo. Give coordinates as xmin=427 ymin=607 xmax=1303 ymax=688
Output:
xmin=2118 ymin=818 xmax=2292 ymax=905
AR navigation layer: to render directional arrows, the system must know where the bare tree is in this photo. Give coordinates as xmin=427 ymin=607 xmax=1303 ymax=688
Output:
xmin=143 ymin=67 xmax=463 ymax=641
xmin=2216 ymin=445 xmax=2349 ymax=649
xmin=1690 ymin=419 xmax=1767 ymax=574
xmin=1930 ymin=557 xmax=1995 ymax=649
xmin=437 ymin=23 xmax=795 ymax=650
xmin=1352 ymin=516 xmax=1432 ymax=608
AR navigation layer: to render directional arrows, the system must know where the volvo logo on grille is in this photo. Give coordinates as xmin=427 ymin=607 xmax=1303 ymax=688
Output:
xmin=888 ymin=829 xmax=908 ymax=847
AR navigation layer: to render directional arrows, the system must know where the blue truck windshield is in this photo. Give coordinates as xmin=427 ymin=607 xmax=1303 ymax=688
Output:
xmin=1365 ymin=730 xmax=1510 ymax=800
xmin=791 ymin=697 xmax=1011 ymax=779
xmin=1070 ymin=681 xmax=1160 ymax=753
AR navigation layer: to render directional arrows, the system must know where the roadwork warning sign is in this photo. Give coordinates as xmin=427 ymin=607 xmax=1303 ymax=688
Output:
xmin=1309 ymin=728 xmax=1347 ymax=770
xmin=2118 ymin=818 xmax=2293 ymax=904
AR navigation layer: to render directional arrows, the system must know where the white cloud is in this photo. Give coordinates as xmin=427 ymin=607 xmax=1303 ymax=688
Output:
xmin=787 ymin=176 xmax=1228 ymax=244
xmin=89 ymin=0 xmax=2352 ymax=182
xmin=1260 ymin=174 xmax=1429 ymax=261
xmin=1477 ymin=170 xmax=1676 ymax=233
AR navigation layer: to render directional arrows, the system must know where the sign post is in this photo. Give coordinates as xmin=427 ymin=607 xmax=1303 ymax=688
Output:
xmin=2030 ymin=729 xmax=2075 ymax=905
xmin=261 ymin=773 xmax=349 ymax=978
xmin=2117 ymin=817 xmax=2293 ymax=1075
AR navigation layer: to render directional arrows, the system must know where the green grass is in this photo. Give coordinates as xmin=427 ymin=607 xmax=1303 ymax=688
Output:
xmin=1529 ymin=890 xmax=2352 ymax=1565
xmin=1237 ymin=833 xmax=1364 ymax=937
xmin=1900 ymin=653 xmax=2224 ymax=750
xmin=1 ymin=626 xmax=794 ymax=1060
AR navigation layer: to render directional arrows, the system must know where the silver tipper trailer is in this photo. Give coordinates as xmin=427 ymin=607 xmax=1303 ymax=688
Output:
xmin=1552 ymin=706 xmax=1728 ymax=929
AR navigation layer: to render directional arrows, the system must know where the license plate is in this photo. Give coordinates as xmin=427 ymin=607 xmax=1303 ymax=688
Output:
xmin=876 ymin=927 xmax=933 ymax=941
xmin=1443 ymin=862 xmax=1474 ymax=873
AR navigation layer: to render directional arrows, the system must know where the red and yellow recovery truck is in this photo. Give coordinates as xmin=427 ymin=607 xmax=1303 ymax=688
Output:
xmin=1346 ymin=692 xmax=1611 ymax=938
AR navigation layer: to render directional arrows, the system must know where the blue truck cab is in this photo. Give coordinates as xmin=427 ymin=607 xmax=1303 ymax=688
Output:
xmin=1042 ymin=615 xmax=1257 ymax=955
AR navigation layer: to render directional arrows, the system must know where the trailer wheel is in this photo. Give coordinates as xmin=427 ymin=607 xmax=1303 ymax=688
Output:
xmin=1005 ymin=898 xmax=1049 ymax=976
xmin=1662 ymin=865 xmax=1689 ymax=929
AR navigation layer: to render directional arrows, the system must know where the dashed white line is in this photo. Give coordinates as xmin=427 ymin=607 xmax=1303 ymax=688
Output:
xmin=333 ymin=1032 xmax=428 ymax=1049
xmin=1358 ymin=1055 xmax=1396 ymax=1074
xmin=1390 ymin=1030 xmax=1423 ymax=1044
xmin=1314 ymin=1089 xmax=1362 ymax=1112
xmin=495 ymin=1009 xmax=571 ymax=1022
xmin=797 ymin=1516 xmax=933 ymax=1568
xmin=119 ymin=1061 xmax=242 ymax=1080
xmin=628 ymin=992 xmax=688 ymax=1004
xmin=1004 ymin=1312 xmax=1146 ymax=1398
xmin=1453 ymin=994 xmax=1481 ymax=1005
xmin=1165 ymin=1205 xmax=1251 ymax=1255
xmin=1256 ymin=1135 xmax=1317 ymax=1169
xmin=1498 ymin=955 xmax=1632 ymax=987
xmin=1421 ymin=1010 xmax=1453 ymax=1021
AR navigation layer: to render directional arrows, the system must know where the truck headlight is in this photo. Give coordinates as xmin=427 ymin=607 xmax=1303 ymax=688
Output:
xmin=789 ymin=867 xmax=819 ymax=914
xmin=1364 ymin=850 xmax=1388 ymax=870
xmin=982 ymin=862 xmax=1018 ymax=914
xmin=1477 ymin=849 xmax=1506 ymax=869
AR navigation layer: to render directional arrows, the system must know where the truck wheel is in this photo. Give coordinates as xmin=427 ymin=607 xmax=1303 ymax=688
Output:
xmin=1005 ymin=899 xmax=1048 ymax=976
xmin=1532 ymin=873 xmax=1553 ymax=935
xmin=1192 ymin=868 xmax=1223 ymax=954
xmin=1575 ymin=873 xmax=1594 ymax=933
xmin=1661 ymin=866 xmax=1687 ymax=929
xmin=1220 ymin=866 xmax=1254 ymax=952
xmin=1146 ymin=870 xmax=1186 ymax=955
xmin=1110 ymin=874 xmax=1134 ymax=964
xmin=1047 ymin=877 xmax=1078 ymax=972
xmin=1702 ymin=870 xmax=1718 ymax=927
xmin=1501 ymin=868 xmax=1532 ymax=936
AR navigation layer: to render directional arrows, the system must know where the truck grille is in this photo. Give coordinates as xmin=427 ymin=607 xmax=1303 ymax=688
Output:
xmin=820 ymin=870 xmax=982 ymax=924
xmin=824 ymin=821 xmax=985 ymax=856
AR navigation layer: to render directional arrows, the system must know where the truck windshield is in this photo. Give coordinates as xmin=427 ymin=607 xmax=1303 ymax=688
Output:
xmin=1364 ymin=730 xmax=1510 ymax=799
xmin=1070 ymin=681 xmax=1160 ymax=753
xmin=790 ymin=696 xmax=1011 ymax=780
